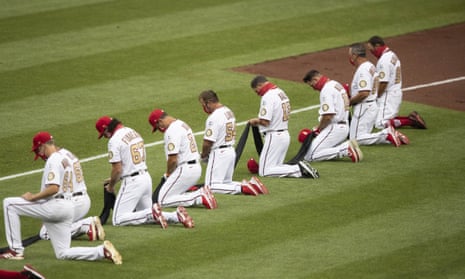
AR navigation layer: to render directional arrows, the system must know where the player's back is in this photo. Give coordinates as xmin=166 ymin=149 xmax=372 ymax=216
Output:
xmin=109 ymin=126 xmax=148 ymax=176
xmin=58 ymin=148 xmax=87 ymax=195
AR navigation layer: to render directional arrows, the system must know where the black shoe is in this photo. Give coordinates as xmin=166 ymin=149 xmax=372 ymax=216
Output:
xmin=298 ymin=161 xmax=320 ymax=179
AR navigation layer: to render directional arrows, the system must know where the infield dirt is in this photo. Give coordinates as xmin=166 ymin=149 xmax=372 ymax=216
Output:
xmin=234 ymin=22 xmax=465 ymax=112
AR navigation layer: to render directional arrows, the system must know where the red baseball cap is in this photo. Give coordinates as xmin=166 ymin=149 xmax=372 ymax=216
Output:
xmin=148 ymin=109 xmax=165 ymax=132
xmin=32 ymin=132 xmax=53 ymax=160
xmin=298 ymin=128 xmax=312 ymax=143
xmin=95 ymin=116 xmax=112 ymax=139
xmin=247 ymin=157 xmax=259 ymax=174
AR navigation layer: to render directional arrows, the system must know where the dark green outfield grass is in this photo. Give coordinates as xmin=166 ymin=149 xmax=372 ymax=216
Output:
xmin=1 ymin=0 xmax=464 ymax=278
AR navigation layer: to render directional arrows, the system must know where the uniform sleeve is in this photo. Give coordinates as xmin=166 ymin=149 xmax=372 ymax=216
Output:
xmin=203 ymin=117 xmax=217 ymax=143
xmin=357 ymin=68 xmax=373 ymax=92
xmin=258 ymin=95 xmax=272 ymax=121
xmin=108 ymin=139 xmax=121 ymax=163
xmin=44 ymin=158 xmax=64 ymax=187
xmin=165 ymin=130 xmax=180 ymax=156
xmin=319 ymin=87 xmax=336 ymax=115
xmin=377 ymin=57 xmax=390 ymax=83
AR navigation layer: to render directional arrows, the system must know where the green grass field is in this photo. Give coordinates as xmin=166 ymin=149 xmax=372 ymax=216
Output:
xmin=1 ymin=0 xmax=465 ymax=278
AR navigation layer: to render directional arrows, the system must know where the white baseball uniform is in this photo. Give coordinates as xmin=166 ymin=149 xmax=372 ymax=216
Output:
xmin=157 ymin=119 xmax=204 ymax=207
xmin=257 ymin=86 xmax=302 ymax=177
xmin=304 ymin=80 xmax=353 ymax=161
xmin=203 ymin=106 xmax=243 ymax=194
xmin=349 ymin=61 xmax=391 ymax=145
xmin=39 ymin=148 xmax=93 ymax=240
xmin=374 ymin=48 xmax=403 ymax=129
xmin=3 ymin=151 xmax=107 ymax=261
xmin=107 ymin=126 xmax=161 ymax=226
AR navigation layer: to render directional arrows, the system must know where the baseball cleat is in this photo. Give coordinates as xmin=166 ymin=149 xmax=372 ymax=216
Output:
xmin=347 ymin=140 xmax=363 ymax=162
xmin=0 ymin=249 xmax=24 ymax=260
xmin=103 ymin=240 xmax=122 ymax=265
xmin=176 ymin=206 xmax=195 ymax=228
xmin=93 ymin=216 xmax=106 ymax=241
xmin=87 ymin=218 xmax=97 ymax=241
xmin=201 ymin=185 xmax=218 ymax=209
xmin=386 ymin=125 xmax=401 ymax=147
xmin=408 ymin=111 xmax=427 ymax=129
xmin=395 ymin=130 xmax=410 ymax=145
xmin=249 ymin=176 xmax=269 ymax=194
xmin=298 ymin=160 xmax=320 ymax=179
xmin=22 ymin=264 xmax=46 ymax=279
xmin=241 ymin=180 xmax=259 ymax=196
xmin=152 ymin=203 xmax=168 ymax=229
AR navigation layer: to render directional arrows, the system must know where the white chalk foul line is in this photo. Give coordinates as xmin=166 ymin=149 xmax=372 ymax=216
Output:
xmin=1 ymin=76 xmax=464 ymax=182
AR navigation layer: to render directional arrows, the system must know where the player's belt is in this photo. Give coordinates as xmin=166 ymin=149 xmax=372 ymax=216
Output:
xmin=54 ymin=194 xmax=65 ymax=199
xmin=337 ymin=121 xmax=347 ymax=124
xmin=178 ymin=160 xmax=198 ymax=166
xmin=72 ymin=191 xmax=84 ymax=197
xmin=121 ymin=169 xmax=147 ymax=179
xmin=263 ymin=129 xmax=287 ymax=136
xmin=365 ymin=100 xmax=375 ymax=103
xmin=213 ymin=145 xmax=232 ymax=150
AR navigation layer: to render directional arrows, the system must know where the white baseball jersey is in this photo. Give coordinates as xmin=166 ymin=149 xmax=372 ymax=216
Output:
xmin=4 ymin=151 xmax=107 ymax=261
xmin=108 ymin=126 xmax=148 ymax=177
xmin=350 ymin=61 xmax=378 ymax=103
xmin=158 ymin=119 xmax=203 ymax=207
xmin=257 ymin=86 xmax=301 ymax=177
xmin=375 ymin=49 xmax=403 ymax=128
xmin=106 ymin=126 xmax=158 ymax=226
xmin=164 ymin=120 xmax=200 ymax=163
xmin=204 ymin=106 xmax=236 ymax=148
xmin=319 ymin=80 xmax=349 ymax=124
xmin=350 ymin=61 xmax=390 ymax=145
xmin=305 ymin=80 xmax=351 ymax=161
xmin=58 ymin=148 xmax=87 ymax=196
xmin=40 ymin=148 xmax=91 ymax=240
xmin=258 ymin=87 xmax=291 ymax=133
xmin=203 ymin=106 xmax=242 ymax=194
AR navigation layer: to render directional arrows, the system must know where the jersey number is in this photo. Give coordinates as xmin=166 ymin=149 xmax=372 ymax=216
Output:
xmin=187 ymin=133 xmax=198 ymax=153
xmin=281 ymin=101 xmax=291 ymax=121
xmin=225 ymin=122 xmax=236 ymax=142
xmin=372 ymin=75 xmax=380 ymax=96
xmin=130 ymin=142 xmax=146 ymax=164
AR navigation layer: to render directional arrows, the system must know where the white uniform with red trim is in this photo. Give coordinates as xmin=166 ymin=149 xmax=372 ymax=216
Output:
xmin=304 ymin=80 xmax=352 ymax=161
xmin=158 ymin=119 xmax=204 ymax=207
xmin=374 ymin=48 xmax=403 ymax=129
xmin=349 ymin=61 xmax=391 ymax=145
xmin=39 ymin=148 xmax=93 ymax=240
xmin=3 ymin=151 xmax=107 ymax=260
xmin=108 ymin=126 xmax=156 ymax=226
xmin=203 ymin=106 xmax=242 ymax=194
xmin=258 ymin=86 xmax=302 ymax=177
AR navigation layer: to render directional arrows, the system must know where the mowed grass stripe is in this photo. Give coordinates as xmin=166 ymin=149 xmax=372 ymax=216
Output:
xmin=0 ymin=0 xmax=233 ymax=41
xmin=312 ymin=231 xmax=465 ymax=278
xmin=116 ymin=149 xmax=465 ymax=274
xmin=145 ymin=192 xmax=465 ymax=278
xmin=0 ymin=0 xmax=353 ymax=72
xmin=0 ymin=0 xmax=112 ymax=19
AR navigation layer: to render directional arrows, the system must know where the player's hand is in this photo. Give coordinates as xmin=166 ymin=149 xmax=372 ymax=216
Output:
xmin=311 ymin=127 xmax=320 ymax=136
xmin=21 ymin=192 xmax=34 ymax=201
xmin=248 ymin=118 xmax=259 ymax=126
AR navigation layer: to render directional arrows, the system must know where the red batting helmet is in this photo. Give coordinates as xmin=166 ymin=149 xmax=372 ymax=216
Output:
xmin=148 ymin=109 xmax=165 ymax=133
xmin=95 ymin=116 xmax=112 ymax=139
xmin=32 ymin=131 xmax=53 ymax=160
xmin=247 ymin=157 xmax=259 ymax=174
xmin=298 ymin=128 xmax=312 ymax=143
